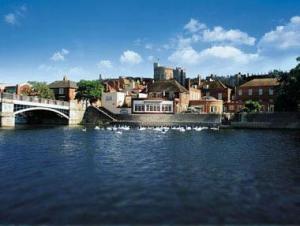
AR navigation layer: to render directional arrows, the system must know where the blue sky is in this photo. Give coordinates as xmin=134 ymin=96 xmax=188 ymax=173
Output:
xmin=1 ymin=0 xmax=300 ymax=83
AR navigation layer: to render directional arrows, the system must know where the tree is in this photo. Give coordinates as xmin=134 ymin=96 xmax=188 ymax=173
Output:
xmin=75 ymin=80 xmax=104 ymax=101
xmin=28 ymin=81 xmax=55 ymax=99
xmin=275 ymin=57 xmax=300 ymax=111
xmin=244 ymin=100 xmax=262 ymax=112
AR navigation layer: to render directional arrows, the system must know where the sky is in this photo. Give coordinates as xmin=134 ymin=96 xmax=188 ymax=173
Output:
xmin=1 ymin=0 xmax=300 ymax=83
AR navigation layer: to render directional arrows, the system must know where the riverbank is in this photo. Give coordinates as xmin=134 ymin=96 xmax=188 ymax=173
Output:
xmin=230 ymin=112 xmax=300 ymax=129
xmin=83 ymin=107 xmax=300 ymax=129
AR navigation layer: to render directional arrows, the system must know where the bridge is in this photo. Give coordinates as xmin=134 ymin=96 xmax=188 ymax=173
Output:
xmin=0 ymin=92 xmax=86 ymax=127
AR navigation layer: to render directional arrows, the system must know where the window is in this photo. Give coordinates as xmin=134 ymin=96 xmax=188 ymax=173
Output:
xmin=162 ymin=104 xmax=172 ymax=112
xmin=146 ymin=105 xmax=150 ymax=111
xmin=238 ymin=90 xmax=242 ymax=96
xmin=218 ymin=93 xmax=222 ymax=100
xmin=105 ymin=96 xmax=112 ymax=101
xmin=59 ymin=88 xmax=64 ymax=95
xmin=210 ymin=106 xmax=217 ymax=113
xmin=269 ymin=88 xmax=274 ymax=95
xmin=259 ymin=88 xmax=263 ymax=95
xmin=248 ymin=89 xmax=252 ymax=96
xmin=134 ymin=104 xmax=145 ymax=112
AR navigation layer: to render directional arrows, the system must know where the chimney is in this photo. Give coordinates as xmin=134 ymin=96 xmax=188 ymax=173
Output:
xmin=197 ymin=74 xmax=201 ymax=87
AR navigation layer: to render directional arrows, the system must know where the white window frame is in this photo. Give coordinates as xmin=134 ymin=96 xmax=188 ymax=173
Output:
xmin=259 ymin=88 xmax=263 ymax=96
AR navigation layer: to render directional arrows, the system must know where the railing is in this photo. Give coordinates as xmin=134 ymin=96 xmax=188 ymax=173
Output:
xmin=0 ymin=92 xmax=70 ymax=107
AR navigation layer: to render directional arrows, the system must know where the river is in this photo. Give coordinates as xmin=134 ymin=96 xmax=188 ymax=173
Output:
xmin=0 ymin=126 xmax=299 ymax=224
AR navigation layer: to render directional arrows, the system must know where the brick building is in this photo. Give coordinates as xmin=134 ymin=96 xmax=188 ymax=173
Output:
xmin=200 ymin=78 xmax=232 ymax=103
xmin=189 ymin=96 xmax=223 ymax=114
xmin=236 ymin=78 xmax=280 ymax=112
xmin=48 ymin=76 xmax=78 ymax=101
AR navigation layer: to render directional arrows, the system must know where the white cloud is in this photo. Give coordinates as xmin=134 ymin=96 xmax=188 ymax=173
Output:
xmin=203 ymin=26 xmax=256 ymax=45
xmin=148 ymin=55 xmax=155 ymax=62
xmin=291 ymin=16 xmax=300 ymax=24
xmin=184 ymin=18 xmax=206 ymax=33
xmin=201 ymin=46 xmax=258 ymax=63
xmin=97 ymin=60 xmax=113 ymax=69
xmin=169 ymin=45 xmax=258 ymax=66
xmin=120 ymin=50 xmax=142 ymax=65
xmin=258 ymin=15 xmax=300 ymax=51
xmin=3 ymin=5 xmax=27 ymax=26
xmin=68 ymin=67 xmax=84 ymax=76
xmin=145 ymin=43 xmax=153 ymax=49
xmin=4 ymin=13 xmax=17 ymax=25
xmin=61 ymin=49 xmax=69 ymax=55
xmin=50 ymin=49 xmax=70 ymax=61
xmin=168 ymin=46 xmax=201 ymax=65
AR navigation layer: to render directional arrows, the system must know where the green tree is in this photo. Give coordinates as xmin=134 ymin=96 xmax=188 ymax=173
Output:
xmin=75 ymin=80 xmax=103 ymax=100
xmin=28 ymin=81 xmax=55 ymax=99
xmin=275 ymin=57 xmax=300 ymax=111
xmin=244 ymin=100 xmax=262 ymax=112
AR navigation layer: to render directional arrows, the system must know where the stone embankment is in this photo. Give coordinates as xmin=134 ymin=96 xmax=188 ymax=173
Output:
xmin=82 ymin=107 xmax=222 ymax=127
xmin=230 ymin=112 xmax=300 ymax=129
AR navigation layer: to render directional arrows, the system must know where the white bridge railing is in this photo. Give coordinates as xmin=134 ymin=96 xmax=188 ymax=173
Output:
xmin=0 ymin=92 xmax=70 ymax=107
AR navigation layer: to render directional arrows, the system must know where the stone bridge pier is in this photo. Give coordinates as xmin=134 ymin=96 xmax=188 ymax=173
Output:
xmin=0 ymin=99 xmax=15 ymax=127
xmin=68 ymin=100 xmax=86 ymax=125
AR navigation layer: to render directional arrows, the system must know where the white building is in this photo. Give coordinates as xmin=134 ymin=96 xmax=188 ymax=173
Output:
xmin=101 ymin=92 xmax=126 ymax=114
xmin=132 ymin=99 xmax=174 ymax=114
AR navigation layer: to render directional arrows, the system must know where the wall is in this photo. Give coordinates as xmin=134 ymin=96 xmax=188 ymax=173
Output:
xmin=101 ymin=92 xmax=125 ymax=114
xmin=231 ymin=112 xmax=300 ymax=129
xmin=116 ymin=113 xmax=222 ymax=126
xmin=68 ymin=100 xmax=86 ymax=125
xmin=189 ymin=88 xmax=201 ymax=101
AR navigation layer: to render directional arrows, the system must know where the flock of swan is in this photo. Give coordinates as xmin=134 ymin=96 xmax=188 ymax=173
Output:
xmin=82 ymin=125 xmax=219 ymax=133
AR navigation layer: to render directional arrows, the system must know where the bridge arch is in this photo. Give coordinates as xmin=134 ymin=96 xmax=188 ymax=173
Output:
xmin=14 ymin=107 xmax=70 ymax=120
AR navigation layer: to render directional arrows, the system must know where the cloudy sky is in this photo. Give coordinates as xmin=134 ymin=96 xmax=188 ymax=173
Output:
xmin=1 ymin=0 xmax=300 ymax=83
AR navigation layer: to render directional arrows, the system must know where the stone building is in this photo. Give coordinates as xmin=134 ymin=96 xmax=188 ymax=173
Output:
xmin=153 ymin=62 xmax=186 ymax=87
xmin=173 ymin=67 xmax=186 ymax=87
xmin=48 ymin=76 xmax=78 ymax=101
xmin=153 ymin=62 xmax=174 ymax=81
xmin=147 ymin=80 xmax=190 ymax=113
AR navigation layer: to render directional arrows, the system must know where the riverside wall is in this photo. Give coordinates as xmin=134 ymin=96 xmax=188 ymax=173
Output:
xmin=115 ymin=113 xmax=222 ymax=127
xmin=231 ymin=112 xmax=300 ymax=129
xmin=82 ymin=107 xmax=222 ymax=126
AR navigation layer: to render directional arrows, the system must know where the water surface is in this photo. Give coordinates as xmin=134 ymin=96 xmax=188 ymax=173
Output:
xmin=0 ymin=126 xmax=299 ymax=224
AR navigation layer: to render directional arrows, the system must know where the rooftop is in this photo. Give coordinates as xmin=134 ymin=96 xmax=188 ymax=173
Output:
xmin=240 ymin=78 xmax=279 ymax=87
xmin=48 ymin=76 xmax=78 ymax=89
xmin=201 ymin=79 xmax=229 ymax=89
xmin=148 ymin=80 xmax=188 ymax=93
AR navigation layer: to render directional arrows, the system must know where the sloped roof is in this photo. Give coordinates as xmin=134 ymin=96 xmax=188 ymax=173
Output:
xmin=201 ymin=79 xmax=228 ymax=89
xmin=148 ymin=80 xmax=188 ymax=93
xmin=240 ymin=78 xmax=279 ymax=87
xmin=49 ymin=77 xmax=77 ymax=89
